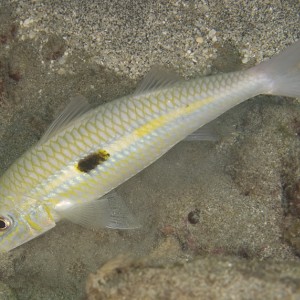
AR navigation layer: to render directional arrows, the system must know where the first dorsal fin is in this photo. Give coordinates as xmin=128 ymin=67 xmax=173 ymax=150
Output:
xmin=37 ymin=95 xmax=92 ymax=146
xmin=134 ymin=67 xmax=183 ymax=95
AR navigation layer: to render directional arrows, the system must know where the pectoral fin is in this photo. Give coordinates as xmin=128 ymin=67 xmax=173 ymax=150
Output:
xmin=55 ymin=191 xmax=140 ymax=230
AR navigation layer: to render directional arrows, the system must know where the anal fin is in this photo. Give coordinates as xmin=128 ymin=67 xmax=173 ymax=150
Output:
xmin=184 ymin=125 xmax=219 ymax=142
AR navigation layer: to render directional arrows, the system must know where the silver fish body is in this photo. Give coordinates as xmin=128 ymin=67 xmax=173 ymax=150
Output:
xmin=0 ymin=41 xmax=299 ymax=251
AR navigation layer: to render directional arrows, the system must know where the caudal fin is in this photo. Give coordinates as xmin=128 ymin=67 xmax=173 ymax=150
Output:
xmin=251 ymin=40 xmax=300 ymax=98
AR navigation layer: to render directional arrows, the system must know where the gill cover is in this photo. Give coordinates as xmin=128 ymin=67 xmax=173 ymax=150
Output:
xmin=0 ymin=204 xmax=55 ymax=252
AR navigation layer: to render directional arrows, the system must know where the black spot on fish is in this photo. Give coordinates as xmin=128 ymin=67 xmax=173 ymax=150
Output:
xmin=77 ymin=150 xmax=110 ymax=173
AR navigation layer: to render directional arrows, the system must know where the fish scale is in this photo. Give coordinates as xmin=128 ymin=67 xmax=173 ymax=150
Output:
xmin=0 ymin=71 xmax=266 ymax=201
xmin=0 ymin=41 xmax=299 ymax=251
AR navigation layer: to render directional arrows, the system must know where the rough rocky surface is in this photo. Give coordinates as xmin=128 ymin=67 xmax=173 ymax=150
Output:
xmin=86 ymin=255 xmax=300 ymax=300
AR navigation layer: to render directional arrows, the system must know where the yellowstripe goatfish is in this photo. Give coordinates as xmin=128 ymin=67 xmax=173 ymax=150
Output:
xmin=0 ymin=41 xmax=300 ymax=251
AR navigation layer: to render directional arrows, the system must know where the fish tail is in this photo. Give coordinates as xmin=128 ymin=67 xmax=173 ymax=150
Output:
xmin=251 ymin=40 xmax=300 ymax=98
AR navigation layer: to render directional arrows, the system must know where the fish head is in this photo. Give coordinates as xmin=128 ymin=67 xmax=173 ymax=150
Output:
xmin=0 ymin=198 xmax=56 ymax=252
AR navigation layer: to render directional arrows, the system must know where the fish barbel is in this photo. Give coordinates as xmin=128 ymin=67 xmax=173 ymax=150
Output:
xmin=0 ymin=41 xmax=300 ymax=251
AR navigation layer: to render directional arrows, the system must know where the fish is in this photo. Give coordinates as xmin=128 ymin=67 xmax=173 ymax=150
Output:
xmin=0 ymin=41 xmax=300 ymax=252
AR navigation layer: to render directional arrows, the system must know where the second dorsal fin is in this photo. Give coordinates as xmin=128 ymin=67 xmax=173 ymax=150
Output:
xmin=134 ymin=67 xmax=183 ymax=95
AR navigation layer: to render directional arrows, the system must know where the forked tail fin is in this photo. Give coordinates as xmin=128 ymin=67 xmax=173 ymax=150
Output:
xmin=251 ymin=40 xmax=300 ymax=98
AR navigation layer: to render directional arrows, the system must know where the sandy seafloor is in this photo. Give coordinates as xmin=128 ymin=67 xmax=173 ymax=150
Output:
xmin=0 ymin=0 xmax=299 ymax=299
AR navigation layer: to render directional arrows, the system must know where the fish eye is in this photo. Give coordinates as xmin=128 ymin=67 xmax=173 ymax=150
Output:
xmin=0 ymin=216 xmax=11 ymax=231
